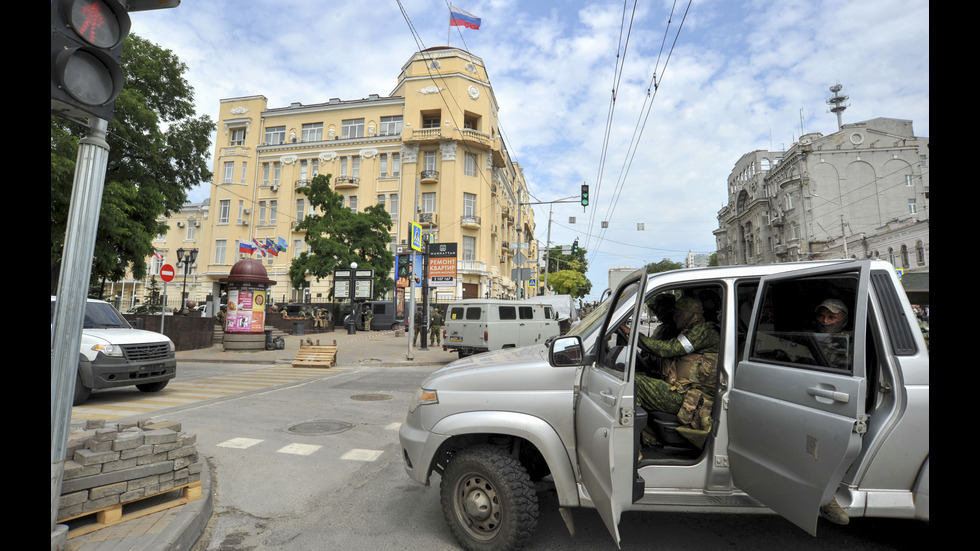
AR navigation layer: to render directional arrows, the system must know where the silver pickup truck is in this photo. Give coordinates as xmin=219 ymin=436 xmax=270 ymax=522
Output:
xmin=399 ymin=260 xmax=928 ymax=550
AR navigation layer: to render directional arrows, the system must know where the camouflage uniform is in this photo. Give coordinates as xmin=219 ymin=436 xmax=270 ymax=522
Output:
xmin=635 ymin=320 xmax=720 ymax=414
xmin=413 ymin=308 xmax=423 ymax=346
xmin=363 ymin=308 xmax=373 ymax=331
xmin=429 ymin=309 xmax=443 ymax=345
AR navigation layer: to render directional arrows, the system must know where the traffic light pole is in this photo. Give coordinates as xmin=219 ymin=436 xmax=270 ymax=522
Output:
xmin=50 ymin=117 xmax=111 ymax=546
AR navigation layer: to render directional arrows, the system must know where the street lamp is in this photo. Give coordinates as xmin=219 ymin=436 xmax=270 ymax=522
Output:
xmin=175 ymin=248 xmax=198 ymax=311
xmin=347 ymin=261 xmax=358 ymax=334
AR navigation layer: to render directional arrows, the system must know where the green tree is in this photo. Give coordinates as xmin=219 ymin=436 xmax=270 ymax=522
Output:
xmin=51 ymin=35 xmax=214 ymax=295
xmin=545 ymin=245 xmax=592 ymax=298
xmin=289 ymin=174 xmax=395 ymax=298
xmin=644 ymin=258 xmax=684 ymax=274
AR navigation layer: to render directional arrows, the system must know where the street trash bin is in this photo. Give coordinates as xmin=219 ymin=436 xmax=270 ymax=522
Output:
xmin=293 ymin=321 xmax=305 ymax=336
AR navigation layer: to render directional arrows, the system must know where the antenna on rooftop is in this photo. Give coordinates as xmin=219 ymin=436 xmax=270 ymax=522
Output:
xmin=827 ymin=83 xmax=849 ymax=131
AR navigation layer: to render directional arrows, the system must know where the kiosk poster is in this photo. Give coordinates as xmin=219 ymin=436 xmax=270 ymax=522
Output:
xmin=226 ymin=288 xmax=266 ymax=333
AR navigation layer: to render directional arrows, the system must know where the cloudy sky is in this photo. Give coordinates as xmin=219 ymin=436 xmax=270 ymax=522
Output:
xmin=129 ymin=0 xmax=929 ymax=300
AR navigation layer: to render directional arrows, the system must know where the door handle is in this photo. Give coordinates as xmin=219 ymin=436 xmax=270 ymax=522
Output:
xmin=807 ymin=386 xmax=850 ymax=403
xmin=599 ymin=390 xmax=617 ymax=405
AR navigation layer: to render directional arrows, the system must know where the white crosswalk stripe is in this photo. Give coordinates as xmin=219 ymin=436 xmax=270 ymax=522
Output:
xmin=70 ymin=366 xmax=348 ymax=421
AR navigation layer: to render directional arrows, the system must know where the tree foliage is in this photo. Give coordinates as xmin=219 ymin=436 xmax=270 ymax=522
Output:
xmin=289 ymin=175 xmax=395 ymax=299
xmin=51 ymin=35 xmax=214 ymax=294
xmin=545 ymin=245 xmax=592 ymax=298
xmin=644 ymin=258 xmax=684 ymax=274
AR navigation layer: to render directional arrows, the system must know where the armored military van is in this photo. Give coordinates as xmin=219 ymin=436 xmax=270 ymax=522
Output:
xmin=442 ymin=299 xmax=560 ymax=358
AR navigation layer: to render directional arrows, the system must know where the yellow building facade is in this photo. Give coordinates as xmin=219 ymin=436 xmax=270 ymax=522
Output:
xmin=113 ymin=47 xmax=539 ymax=311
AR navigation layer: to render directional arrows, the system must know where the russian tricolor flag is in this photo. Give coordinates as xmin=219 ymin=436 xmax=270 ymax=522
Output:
xmin=450 ymin=6 xmax=481 ymax=30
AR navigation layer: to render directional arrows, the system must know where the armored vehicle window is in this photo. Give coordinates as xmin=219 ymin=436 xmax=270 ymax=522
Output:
xmin=518 ymin=306 xmax=535 ymax=319
xmin=465 ymin=307 xmax=482 ymax=320
xmin=499 ymin=306 xmax=517 ymax=320
xmin=449 ymin=307 xmax=464 ymax=320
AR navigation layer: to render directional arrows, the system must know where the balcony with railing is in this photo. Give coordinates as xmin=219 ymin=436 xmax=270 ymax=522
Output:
xmin=420 ymin=170 xmax=439 ymax=184
xmin=410 ymin=128 xmax=442 ymax=143
xmin=419 ymin=212 xmax=438 ymax=226
xmin=460 ymin=214 xmax=481 ymax=229
xmin=333 ymin=176 xmax=360 ymax=189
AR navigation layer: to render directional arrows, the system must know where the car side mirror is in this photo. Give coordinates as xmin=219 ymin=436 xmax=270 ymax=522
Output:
xmin=549 ymin=335 xmax=585 ymax=367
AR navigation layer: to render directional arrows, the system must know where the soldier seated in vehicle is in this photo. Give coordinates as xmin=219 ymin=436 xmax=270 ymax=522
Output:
xmin=633 ymin=297 xmax=720 ymax=446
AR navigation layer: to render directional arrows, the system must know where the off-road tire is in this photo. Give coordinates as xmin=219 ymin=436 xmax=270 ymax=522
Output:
xmin=440 ymin=445 xmax=539 ymax=551
xmin=136 ymin=380 xmax=169 ymax=393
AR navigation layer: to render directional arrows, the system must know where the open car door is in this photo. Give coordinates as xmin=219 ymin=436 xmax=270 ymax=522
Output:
xmin=729 ymin=261 xmax=870 ymax=535
xmin=574 ymin=269 xmax=648 ymax=547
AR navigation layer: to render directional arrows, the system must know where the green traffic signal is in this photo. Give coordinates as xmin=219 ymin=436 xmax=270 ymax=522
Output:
xmin=581 ymin=184 xmax=589 ymax=206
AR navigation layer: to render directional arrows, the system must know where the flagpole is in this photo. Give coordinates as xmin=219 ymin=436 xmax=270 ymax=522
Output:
xmin=448 ymin=4 xmax=452 ymax=45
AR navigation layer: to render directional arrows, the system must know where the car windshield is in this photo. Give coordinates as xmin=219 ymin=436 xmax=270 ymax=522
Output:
xmin=566 ymin=284 xmax=639 ymax=348
xmin=50 ymin=300 xmax=131 ymax=329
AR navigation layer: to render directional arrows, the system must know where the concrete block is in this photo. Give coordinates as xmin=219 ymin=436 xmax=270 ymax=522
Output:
xmin=120 ymin=443 xmax=154 ymax=460
xmin=119 ymin=488 xmax=146 ymax=502
xmin=83 ymin=494 xmax=120 ymax=512
xmin=59 ymin=490 xmax=89 ymax=508
xmin=113 ymin=432 xmax=144 ymax=451
xmin=94 ymin=427 xmax=119 ymax=442
xmin=137 ymin=451 xmax=170 ymax=465
xmin=63 ymin=460 xmax=101 ymax=480
xmin=143 ymin=420 xmax=182 ymax=433
xmin=61 ymin=460 xmax=174 ymax=494
xmin=101 ymin=457 xmax=139 ymax=473
xmin=143 ymin=429 xmax=178 ymax=445
xmin=89 ymin=481 xmax=128 ymax=500
xmin=85 ymin=419 xmax=106 ymax=430
xmin=153 ymin=441 xmax=181 ymax=454
xmin=73 ymin=448 xmax=120 ymax=467
xmin=168 ymin=445 xmax=197 ymax=460
xmin=174 ymin=454 xmax=199 ymax=470
xmin=84 ymin=439 xmax=114 ymax=453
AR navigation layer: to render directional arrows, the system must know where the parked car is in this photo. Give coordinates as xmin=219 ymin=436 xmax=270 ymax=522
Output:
xmin=442 ymin=298 xmax=560 ymax=358
xmin=51 ymin=297 xmax=177 ymax=405
xmin=399 ymin=260 xmax=929 ymax=550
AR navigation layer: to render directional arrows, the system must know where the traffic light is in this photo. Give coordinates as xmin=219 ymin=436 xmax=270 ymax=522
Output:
xmin=51 ymin=0 xmax=132 ymax=122
xmin=581 ymin=184 xmax=589 ymax=207
xmin=397 ymin=254 xmax=411 ymax=279
xmin=572 ymin=239 xmax=579 ymax=254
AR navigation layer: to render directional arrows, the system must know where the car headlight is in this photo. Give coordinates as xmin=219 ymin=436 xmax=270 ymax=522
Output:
xmin=91 ymin=344 xmax=123 ymax=357
xmin=408 ymin=388 xmax=438 ymax=413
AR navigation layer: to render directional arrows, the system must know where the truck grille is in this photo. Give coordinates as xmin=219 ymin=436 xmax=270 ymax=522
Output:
xmin=122 ymin=343 xmax=172 ymax=361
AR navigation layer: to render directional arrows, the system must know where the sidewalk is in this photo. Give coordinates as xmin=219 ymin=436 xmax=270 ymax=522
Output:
xmin=58 ymin=326 xmax=457 ymax=551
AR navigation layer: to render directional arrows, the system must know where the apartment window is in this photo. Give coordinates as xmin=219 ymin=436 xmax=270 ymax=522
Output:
xmin=422 ymin=113 xmax=440 ymax=128
xmin=908 ymin=198 xmax=917 ymax=215
xmin=262 ymin=163 xmax=270 ymax=186
xmin=218 ymin=199 xmax=230 ymax=224
xmin=349 ymin=196 xmax=358 ymax=213
xmin=422 ymin=192 xmax=436 ymax=213
xmin=351 ymin=156 xmax=360 ymax=178
xmin=296 ymin=199 xmax=305 ymax=223
xmin=265 ymin=126 xmax=286 ymax=145
xmin=223 ymin=162 xmax=234 ymax=183
xmin=380 ymin=154 xmax=388 ymax=177
xmin=230 ymin=127 xmax=246 ymax=146
xmin=906 ymin=175 xmax=914 ymax=187
xmin=293 ymin=240 xmax=303 ymax=259
xmin=269 ymin=200 xmax=277 ymax=224
xmin=463 ymin=193 xmax=476 ymax=217
xmin=302 ymin=123 xmax=323 ymax=142
xmin=311 ymin=159 xmax=319 ymax=178
xmin=300 ymin=160 xmax=308 ymax=182
xmin=377 ymin=194 xmax=386 ymax=209
xmin=916 ymin=241 xmax=925 ymax=265
xmin=785 ymin=194 xmax=794 ymax=210
xmin=389 ymin=194 xmax=398 ymax=220
xmin=259 ymin=201 xmax=267 ymax=225
xmin=463 ymin=236 xmax=476 ymax=261
xmin=273 ymin=163 xmax=281 ymax=187
xmin=240 ymin=162 xmax=247 ymax=184
xmin=342 ymin=118 xmax=365 ymax=138
xmin=185 ymin=220 xmax=196 ymax=241
xmin=339 ymin=157 xmax=348 ymax=178
xmin=392 ymin=153 xmax=400 ymax=177
xmin=214 ymin=239 xmax=227 ymax=265
xmin=464 ymin=152 xmax=477 ymax=176
xmin=424 ymin=151 xmax=437 ymax=172
xmin=237 ymin=200 xmax=244 ymax=224
xmin=380 ymin=115 xmax=403 ymax=136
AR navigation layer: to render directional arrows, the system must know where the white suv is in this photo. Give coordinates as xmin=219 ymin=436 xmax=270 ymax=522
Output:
xmin=51 ymin=297 xmax=176 ymax=405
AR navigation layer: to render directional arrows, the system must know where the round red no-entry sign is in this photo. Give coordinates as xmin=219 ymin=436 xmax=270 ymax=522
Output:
xmin=160 ymin=264 xmax=176 ymax=282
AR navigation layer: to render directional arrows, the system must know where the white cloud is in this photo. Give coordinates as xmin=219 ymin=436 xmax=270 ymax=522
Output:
xmin=129 ymin=0 xmax=928 ymax=299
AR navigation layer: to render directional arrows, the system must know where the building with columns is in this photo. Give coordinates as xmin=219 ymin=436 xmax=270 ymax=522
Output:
xmin=714 ymin=116 xmax=929 ymax=299
xmin=113 ymin=47 xmax=540 ymax=311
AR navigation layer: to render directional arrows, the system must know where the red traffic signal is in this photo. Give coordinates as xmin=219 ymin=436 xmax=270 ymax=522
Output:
xmin=51 ymin=0 xmax=131 ymax=122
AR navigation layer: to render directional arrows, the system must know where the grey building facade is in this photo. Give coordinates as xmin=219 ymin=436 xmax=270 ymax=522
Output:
xmin=715 ymin=117 xmax=929 ymax=281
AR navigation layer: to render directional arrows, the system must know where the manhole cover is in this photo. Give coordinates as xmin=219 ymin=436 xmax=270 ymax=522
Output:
xmin=287 ymin=420 xmax=354 ymax=435
xmin=350 ymin=393 xmax=393 ymax=401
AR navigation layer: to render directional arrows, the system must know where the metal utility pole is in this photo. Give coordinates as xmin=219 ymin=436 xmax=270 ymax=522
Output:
xmin=51 ymin=117 xmax=111 ymax=543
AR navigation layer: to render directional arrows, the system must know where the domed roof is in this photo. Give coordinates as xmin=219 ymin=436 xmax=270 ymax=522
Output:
xmin=219 ymin=258 xmax=277 ymax=285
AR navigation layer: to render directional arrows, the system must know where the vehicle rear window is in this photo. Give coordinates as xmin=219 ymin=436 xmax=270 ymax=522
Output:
xmin=465 ymin=307 xmax=482 ymax=320
xmin=449 ymin=307 xmax=465 ymax=320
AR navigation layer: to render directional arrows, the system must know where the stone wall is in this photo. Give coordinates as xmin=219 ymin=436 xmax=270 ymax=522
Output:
xmin=58 ymin=419 xmax=201 ymax=522
xmin=123 ymin=314 xmax=215 ymax=351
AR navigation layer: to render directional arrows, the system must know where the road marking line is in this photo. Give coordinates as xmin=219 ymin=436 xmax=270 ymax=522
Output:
xmin=277 ymin=443 xmax=322 ymax=455
xmin=341 ymin=449 xmax=383 ymax=461
xmin=217 ymin=437 xmax=264 ymax=449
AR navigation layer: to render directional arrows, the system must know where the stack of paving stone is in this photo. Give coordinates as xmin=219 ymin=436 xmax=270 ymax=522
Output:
xmin=58 ymin=419 xmax=201 ymax=522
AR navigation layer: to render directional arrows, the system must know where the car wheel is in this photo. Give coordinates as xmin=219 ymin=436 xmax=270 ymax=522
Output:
xmin=136 ymin=381 xmax=169 ymax=393
xmin=440 ymin=445 xmax=539 ymax=551
xmin=73 ymin=372 xmax=91 ymax=406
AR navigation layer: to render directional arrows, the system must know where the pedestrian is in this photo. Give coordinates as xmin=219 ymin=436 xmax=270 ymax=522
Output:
xmin=413 ymin=306 xmax=423 ymax=346
xmin=363 ymin=305 xmax=374 ymax=331
xmin=429 ymin=307 xmax=444 ymax=346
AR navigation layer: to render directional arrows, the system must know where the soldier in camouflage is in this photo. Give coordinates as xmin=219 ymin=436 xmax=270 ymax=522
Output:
xmin=634 ymin=297 xmax=720 ymax=416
